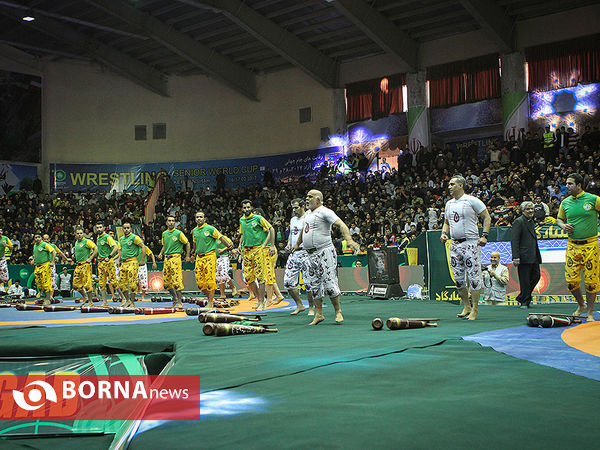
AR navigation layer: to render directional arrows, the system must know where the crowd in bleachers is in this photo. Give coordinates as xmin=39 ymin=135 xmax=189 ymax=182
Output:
xmin=2 ymin=124 xmax=600 ymax=265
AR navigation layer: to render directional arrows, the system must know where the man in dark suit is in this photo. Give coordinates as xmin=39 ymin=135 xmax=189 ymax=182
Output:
xmin=511 ymin=201 xmax=542 ymax=309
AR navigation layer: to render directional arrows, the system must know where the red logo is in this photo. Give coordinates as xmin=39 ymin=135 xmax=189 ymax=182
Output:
xmin=0 ymin=374 xmax=200 ymax=420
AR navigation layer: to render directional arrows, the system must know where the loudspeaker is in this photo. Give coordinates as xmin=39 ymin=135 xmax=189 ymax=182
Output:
xmin=320 ymin=127 xmax=330 ymax=141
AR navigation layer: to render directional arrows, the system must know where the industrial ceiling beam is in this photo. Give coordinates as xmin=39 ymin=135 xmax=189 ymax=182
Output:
xmin=0 ymin=6 xmax=168 ymax=96
xmin=458 ymin=0 xmax=514 ymax=52
xmin=85 ymin=0 xmax=258 ymax=100
xmin=178 ymin=0 xmax=339 ymax=88
xmin=330 ymin=0 xmax=418 ymax=70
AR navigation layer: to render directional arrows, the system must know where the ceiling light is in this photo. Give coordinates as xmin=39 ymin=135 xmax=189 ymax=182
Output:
xmin=22 ymin=16 xmax=35 ymax=22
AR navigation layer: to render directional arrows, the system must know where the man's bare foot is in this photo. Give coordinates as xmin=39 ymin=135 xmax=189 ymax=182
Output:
xmin=573 ymin=307 xmax=585 ymax=316
xmin=309 ymin=315 xmax=325 ymax=325
xmin=101 ymin=302 xmax=109 ymax=307
xmin=120 ymin=300 xmax=127 ymax=307
xmin=232 ymin=290 xmax=240 ymax=297
xmin=271 ymin=296 xmax=284 ymax=305
xmin=335 ymin=311 xmax=344 ymax=323
xmin=467 ymin=311 xmax=478 ymax=320
xmin=308 ymin=307 xmax=315 ymax=316
xmin=457 ymin=308 xmax=471 ymax=318
xmin=290 ymin=306 xmax=306 ymax=315
xmin=256 ymin=302 xmax=265 ymax=311
xmin=43 ymin=299 xmax=51 ymax=306
xmin=587 ymin=312 xmax=595 ymax=321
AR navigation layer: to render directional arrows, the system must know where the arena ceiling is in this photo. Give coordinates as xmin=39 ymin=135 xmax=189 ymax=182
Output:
xmin=0 ymin=0 xmax=597 ymax=99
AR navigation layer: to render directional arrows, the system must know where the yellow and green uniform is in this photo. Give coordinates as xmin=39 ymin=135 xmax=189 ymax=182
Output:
xmin=0 ymin=235 xmax=12 ymax=282
xmin=0 ymin=236 xmax=12 ymax=258
xmin=73 ymin=238 xmax=96 ymax=292
xmin=262 ymin=243 xmax=277 ymax=286
xmin=161 ymin=228 xmax=189 ymax=291
xmin=119 ymin=233 xmax=144 ymax=291
xmin=33 ymin=242 xmax=54 ymax=292
xmin=96 ymin=233 xmax=118 ymax=288
xmin=558 ymin=191 xmax=600 ymax=292
xmin=239 ymin=214 xmax=271 ymax=284
xmin=193 ymin=224 xmax=222 ymax=291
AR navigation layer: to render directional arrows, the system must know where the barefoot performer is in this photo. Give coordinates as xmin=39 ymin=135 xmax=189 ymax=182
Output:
xmin=284 ymin=198 xmax=315 ymax=315
xmin=95 ymin=222 xmax=118 ymax=307
xmin=216 ymin=241 xmax=240 ymax=300
xmin=440 ymin=175 xmax=491 ymax=321
xmin=192 ymin=211 xmax=235 ymax=308
xmin=72 ymin=227 xmax=98 ymax=307
xmin=238 ymin=200 xmax=274 ymax=310
xmin=292 ymin=190 xmax=359 ymax=325
xmin=556 ymin=173 xmax=600 ymax=321
xmin=157 ymin=215 xmax=191 ymax=308
xmin=32 ymin=232 xmax=55 ymax=305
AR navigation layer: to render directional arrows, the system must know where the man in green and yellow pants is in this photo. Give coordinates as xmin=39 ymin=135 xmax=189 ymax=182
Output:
xmin=32 ymin=233 xmax=55 ymax=305
xmin=118 ymin=222 xmax=145 ymax=308
xmin=192 ymin=211 xmax=235 ymax=308
xmin=95 ymin=222 xmax=118 ymax=306
xmin=238 ymin=200 xmax=274 ymax=310
xmin=556 ymin=173 xmax=600 ymax=321
xmin=158 ymin=216 xmax=190 ymax=308
xmin=73 ymin=227 xmax=98 ymax=306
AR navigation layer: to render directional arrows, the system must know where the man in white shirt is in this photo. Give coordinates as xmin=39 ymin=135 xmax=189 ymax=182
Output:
xmin=440 ymin=175 xmax=492 ymax=320
xmin=284 ymin=198 xmax=314 ymax=316
xmin=8 ymin=280 xmax=24 ymax=298
xmin=482 ymin=251 xmax=509 ymax=305
xmin=292 ymin=189 xmax=359 ymax=325
xmin=59 ymin=267 xmax=72 ymax=299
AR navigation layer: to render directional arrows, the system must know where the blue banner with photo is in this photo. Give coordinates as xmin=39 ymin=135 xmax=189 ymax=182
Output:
xmin=50 ymin=147 xmax=344 ymax=193
xmin=430 ymin=98 xmax=503 ymax=134
xmin=0 ymin=162 xmax=37 ymax=195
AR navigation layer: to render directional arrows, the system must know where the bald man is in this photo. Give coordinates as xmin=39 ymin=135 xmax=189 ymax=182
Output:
xmin=292 ymin=189 xmax=359 ymax=325
xmin=482 ymin=251 xmax=509 ymax=305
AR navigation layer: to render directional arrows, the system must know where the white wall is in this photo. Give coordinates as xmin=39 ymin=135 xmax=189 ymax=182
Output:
xmin=42 ymin=61 xmax=335 ymax=164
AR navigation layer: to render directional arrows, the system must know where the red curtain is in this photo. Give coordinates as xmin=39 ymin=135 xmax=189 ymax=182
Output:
xmin=525 ymin=34 xmax=600 ymax=91
xmin=346 ymin=74 xmax=405 ymax=122
xmin=464 ymin=54 xmax=501 ymax=102
xmin=427 ymin=60 xmax=465 ymax=107
xmin=427 ymin=55 xmax=500 ymax=107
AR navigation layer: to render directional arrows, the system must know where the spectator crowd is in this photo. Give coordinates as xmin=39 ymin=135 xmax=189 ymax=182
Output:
xmin=2 ymin=124 xmax=600 ymax=266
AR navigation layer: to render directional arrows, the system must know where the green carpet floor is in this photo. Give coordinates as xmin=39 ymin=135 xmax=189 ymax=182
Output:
xmin=0 ymin=297 xmax=597 ymax=449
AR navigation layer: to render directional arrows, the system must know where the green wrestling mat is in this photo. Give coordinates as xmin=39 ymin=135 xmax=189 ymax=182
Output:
xmin=0 ymin=297 xmax=597 ymax=449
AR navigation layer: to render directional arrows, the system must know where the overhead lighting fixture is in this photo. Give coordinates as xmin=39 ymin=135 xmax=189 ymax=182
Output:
xmin=22 ymin=15 xmax=35 ymax=22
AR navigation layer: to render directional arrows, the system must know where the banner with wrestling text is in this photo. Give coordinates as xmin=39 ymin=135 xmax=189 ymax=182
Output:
xmin=50 ymin=147 xmax=345 ymax=193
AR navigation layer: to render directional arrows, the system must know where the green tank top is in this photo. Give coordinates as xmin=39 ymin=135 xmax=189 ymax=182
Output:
xmin=193 ymin=224 xmax=219 ymax=254
xmin=0 ymin=236 xmax=10 ymax=258
xmin=74 ymin=238 xmax=93 ymax=263
xmin=96 ymin=233 xmax=115 ymax=258
xmin=240 ymin=214 xmax=268 ymax=247
xmin=34 ymin=242 xmax=53 ymax=264
xmin=162 ymin=229 xmax=185 ymax=255
xmin=560 ymin=192 xmax=600 ymax=239
xmin=120 ymin=233 xmax=141 ymax=260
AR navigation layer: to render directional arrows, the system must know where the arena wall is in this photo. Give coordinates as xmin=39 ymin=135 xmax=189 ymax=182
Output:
xmin=42 ymin=61 xmax=336 ymax=165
